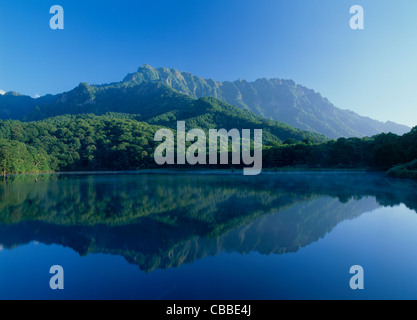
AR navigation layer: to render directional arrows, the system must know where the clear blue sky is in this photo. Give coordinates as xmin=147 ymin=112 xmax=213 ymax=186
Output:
xmin=0 ymin=0 xmax=416 ymax=127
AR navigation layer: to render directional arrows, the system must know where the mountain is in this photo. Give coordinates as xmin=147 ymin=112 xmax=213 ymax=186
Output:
xmin=122 ymin=65 xmax=411 ymax=138
xmin=3 ymin=81 xmax=328 ymax=145
xmin=0 ymin=91 xmax=39 ymax=120
xmin=0 ymin=65 xmax=409 ymax=139
xmin=0 ymin=81 xmax=331 ymax=174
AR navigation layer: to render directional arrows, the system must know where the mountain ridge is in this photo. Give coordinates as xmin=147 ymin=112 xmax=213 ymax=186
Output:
xmin=0 ymin=64 xmax=410 ymax=139
xmin=122 ymin=64 xmax=410 ymax=138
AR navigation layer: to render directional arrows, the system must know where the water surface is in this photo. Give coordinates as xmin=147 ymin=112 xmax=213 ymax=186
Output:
xmin=0 ymin=172 xmax=416 ymax=300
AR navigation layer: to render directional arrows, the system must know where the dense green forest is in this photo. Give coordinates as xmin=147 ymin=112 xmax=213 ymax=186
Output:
xmin=264 ymin=127 xmax=417 ymax=172
xmin=0 ymin=110 xmax=416 ymax=177
xmin=0 ymin=111 xmax=326 ymax=175
xmin=0 ymin=113 xmax=159 ymax=174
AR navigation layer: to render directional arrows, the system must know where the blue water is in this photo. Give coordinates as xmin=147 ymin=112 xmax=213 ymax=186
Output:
xmin=0 ymin=172 xmax=416 ymax=300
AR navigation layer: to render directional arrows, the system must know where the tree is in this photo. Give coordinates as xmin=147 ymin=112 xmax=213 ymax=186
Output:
xmin=0 ymin=141 xmax=12 ymax=175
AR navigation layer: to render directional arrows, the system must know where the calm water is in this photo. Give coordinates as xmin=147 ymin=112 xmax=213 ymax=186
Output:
xmin=1 ymin=171 xmax=417 ymax=300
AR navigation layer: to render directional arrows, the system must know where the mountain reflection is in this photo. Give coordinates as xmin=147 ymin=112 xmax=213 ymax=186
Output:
xmin=0 ymin=172 xmax=416 ymax=272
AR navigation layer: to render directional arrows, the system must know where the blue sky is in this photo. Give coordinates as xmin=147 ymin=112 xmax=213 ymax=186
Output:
xmin=0 ymin=0 xmax=416 ymax=127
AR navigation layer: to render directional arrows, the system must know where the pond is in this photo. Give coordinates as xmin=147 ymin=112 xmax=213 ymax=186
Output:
xmin=0 ymin=171 xmax=416 ymax=300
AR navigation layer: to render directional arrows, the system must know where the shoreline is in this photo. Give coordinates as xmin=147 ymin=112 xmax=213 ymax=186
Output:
xmin=1 ymin=167 xmax=382 ymax=178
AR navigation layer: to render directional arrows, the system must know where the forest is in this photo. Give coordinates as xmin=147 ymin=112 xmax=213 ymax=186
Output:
xmin=0 ymin=112 xmax=416 ymax=178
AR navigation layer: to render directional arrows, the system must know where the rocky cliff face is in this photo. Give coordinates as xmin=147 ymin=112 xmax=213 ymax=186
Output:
xmin=123 ymin=65 xmax=410 ymax=138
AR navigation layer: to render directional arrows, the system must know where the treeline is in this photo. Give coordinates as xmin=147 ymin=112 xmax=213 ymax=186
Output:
xmin=263 ymin=128 xmax=417 ymax=172
xmin=0 ymin=113 xmax=416 ymax=176
xmin=0 ymin=113 xmax=159 ymax=174
xmin=0 ymin=139 xmax=51 ymax=175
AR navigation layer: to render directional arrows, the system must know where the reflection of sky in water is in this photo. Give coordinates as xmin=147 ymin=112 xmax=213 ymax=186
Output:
xmin=0 ymin=173 xmax=417 ymax=299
